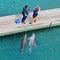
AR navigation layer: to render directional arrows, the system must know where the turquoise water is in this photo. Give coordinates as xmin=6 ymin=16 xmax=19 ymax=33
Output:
xmin=0 ymin=0 xmax=60 ymax=16
xmin=0 ymin=0 xmax=60 ymax=60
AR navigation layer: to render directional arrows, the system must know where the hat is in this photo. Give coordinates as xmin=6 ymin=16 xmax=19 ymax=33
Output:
xmin=24 ymin=5 xmax=28 ymax=8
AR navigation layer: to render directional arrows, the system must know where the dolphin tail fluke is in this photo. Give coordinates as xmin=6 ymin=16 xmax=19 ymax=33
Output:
xmin=20 ymin=48 xmax=24 ymax=55
xmin=28 ymin=47 xmax=32 ymax=55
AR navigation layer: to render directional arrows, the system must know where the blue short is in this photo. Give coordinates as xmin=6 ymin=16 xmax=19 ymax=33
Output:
xmin=22 ymin=16 xmax=27 ymax=22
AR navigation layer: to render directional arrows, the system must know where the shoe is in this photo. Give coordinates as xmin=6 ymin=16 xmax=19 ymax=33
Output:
xmin=22 ymin=21 xmax=26 ymax=24
xmin=34 ymin=20 xmax=36 ymax=22
xmin=29 ymin=22 xmax=32 ymax=24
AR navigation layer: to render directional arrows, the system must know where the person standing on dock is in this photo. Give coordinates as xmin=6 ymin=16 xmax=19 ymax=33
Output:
xmin=30 ymin=6 xmax=40 ymax=24
xmin=21 ymin=5 xmax=29 ymax=24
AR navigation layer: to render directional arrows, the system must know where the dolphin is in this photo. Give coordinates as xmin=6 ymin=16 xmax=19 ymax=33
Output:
xmin=28 ymin=33 xmax=36 ymax=54
xmin=20 ymin=34 xmax=27 ymax=55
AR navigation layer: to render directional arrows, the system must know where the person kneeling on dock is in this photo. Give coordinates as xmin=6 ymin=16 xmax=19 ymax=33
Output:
xmin=21 ymin=5 xmax=29 ymax=24
xmin=30 ymin=6 xmax=40 ymax=24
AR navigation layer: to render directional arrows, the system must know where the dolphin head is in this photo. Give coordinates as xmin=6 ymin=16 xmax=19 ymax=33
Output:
xmin=32 ymin=33 xmax=35 ymax=38
xmin=29 ymin=33 xmax=35 ymax=40
xmin=24 ymin=33 xmax=27 ymax=39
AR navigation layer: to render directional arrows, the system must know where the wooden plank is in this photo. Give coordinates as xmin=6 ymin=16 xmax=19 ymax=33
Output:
xmin=0 ymin=8 xmax=60 ymax=36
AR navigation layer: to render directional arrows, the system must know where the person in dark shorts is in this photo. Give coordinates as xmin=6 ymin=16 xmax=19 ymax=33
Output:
xmin=31 ymin=6 xmax=40 ymax=24
xmin=21 ymin=5 xmax=29 ymax=24
xmin=33 ymin=8 xmax=38 ymax=18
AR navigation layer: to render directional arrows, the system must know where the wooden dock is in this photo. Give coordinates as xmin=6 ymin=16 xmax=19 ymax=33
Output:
xmin=0 ymin=8 xmax=60 ymax=36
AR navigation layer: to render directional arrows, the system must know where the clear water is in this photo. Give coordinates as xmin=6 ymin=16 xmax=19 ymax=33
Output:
xmin=0 ymin=0 xmax=60 ymax=60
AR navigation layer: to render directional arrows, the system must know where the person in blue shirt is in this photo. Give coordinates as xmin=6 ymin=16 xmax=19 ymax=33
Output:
xmin=31 ymin=6 xmax=40 ymax=24
xmin=21 ymin=5 xmax=29 ymax=24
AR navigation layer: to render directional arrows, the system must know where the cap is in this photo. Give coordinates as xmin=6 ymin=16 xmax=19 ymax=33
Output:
xmin=24 ymin=5 xmax=28 ymax=8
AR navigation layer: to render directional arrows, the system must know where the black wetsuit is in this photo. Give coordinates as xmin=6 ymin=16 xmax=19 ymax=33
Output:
xmin=33 ymin=8 xmax=38 ymax=18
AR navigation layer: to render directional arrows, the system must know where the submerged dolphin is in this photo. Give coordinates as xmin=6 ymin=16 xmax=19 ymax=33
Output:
xmin=28 ymin=33 xmax=36 ymax=54
xmin=20 ymin=34 xmax=27 ymax=55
